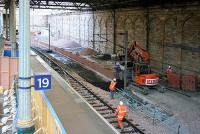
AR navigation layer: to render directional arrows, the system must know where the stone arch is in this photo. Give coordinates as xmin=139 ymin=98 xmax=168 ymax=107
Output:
xmin=123 ymin=16 xmax=135 ymax=48
xmin=114 ymin=16 xmax=131 ymax=54
xmin=116 ymin=15 xmax=124 ymax=32
xmin=99 ymin=17 xmax=107 ymax=53
xmin=163 ymin=16 xmax=180 ymax=70
xmin=83 ymin=17 xmax=88 ymax=47
xmin=88 ymin=17 xmax=93 ymax=48
xmin=182 ymin=15 xmax=200 ymax=48
xmin=123 ymin=16 xmax=134 ymax=30
xmin=99 ymin=17 xmax=105 ymax=34
xmin=71 ymin=16 xmax=76 ymax=40
xmin=182 ymin=15 xmax=200 ymax=75
xmin=149 ymin=16 xmax=165 ymax=70
xmin=67 ymin=16 xmax=71 ymax=40
xmin=62 ymin=17 xmax=66 ymax=37
xmin=164 ymin=16 xmax=179 ymax=44
xmin=78 ymin=16 xmax=84 ymax=46
xmin=94 ymin=17 xmax=101 ymax=51
xmin=134 ymin=16 xmax=146 ymax=48
xmin=105 ymin=16 xmax=113 ymax=53
xmin=149 ymin=16 xmax=164 ymax=45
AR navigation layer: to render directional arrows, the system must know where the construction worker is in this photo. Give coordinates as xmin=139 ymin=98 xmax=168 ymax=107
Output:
xmin=115 ymin=101 xmax=127 ymax=130
xmin=109 ymin=78 xmax=117 ymax=99
xmin=114 ymin=62 xmax=121 ymax=79
xmin=166 ymin=66 xmax=173 ymax=74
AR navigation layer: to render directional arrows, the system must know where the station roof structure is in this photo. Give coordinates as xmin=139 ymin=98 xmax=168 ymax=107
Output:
xmin=1 ymin=0 xmax=200 ymax=10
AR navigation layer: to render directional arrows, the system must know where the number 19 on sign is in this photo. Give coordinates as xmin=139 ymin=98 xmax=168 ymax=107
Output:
xmin=34 ymin=75 xmax=51 ymax=90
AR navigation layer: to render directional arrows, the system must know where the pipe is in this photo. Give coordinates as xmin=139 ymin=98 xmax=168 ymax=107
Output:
xmin=9 ymin=0 xmax=17 ymax=57
xmin=17 ymin=0 xmax=35 ymax=133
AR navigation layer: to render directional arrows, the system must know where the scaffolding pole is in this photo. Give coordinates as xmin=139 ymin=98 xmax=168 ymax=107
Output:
xmin=5 ymin=8 xmax=9 ymax=39
xmin=9 ymin=0 xmax=17 ymax=57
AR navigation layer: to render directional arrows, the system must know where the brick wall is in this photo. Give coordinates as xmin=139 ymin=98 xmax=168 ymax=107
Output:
xmin=47 ymin=4 xmax=200 ymax=87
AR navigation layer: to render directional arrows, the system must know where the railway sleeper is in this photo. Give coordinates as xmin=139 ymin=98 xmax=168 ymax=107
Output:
xmin=81 ymin=93 xmax=92 ymax=96
xmin=120 ymin=129 xmax=137 ymax=134
xmin=85 ymin=97 xmax=97 ymax=101
xmin=79 ymin=87 xmax=88 ymax=90
xmin=95 ymin=108 xmax=111 ymax=112
xmin=109 ymin=120 xmax=118 ymax=124
xmin=83 ymin=95 xmax=94 ymax=98
xmin=104 ymin=115 xmax=116 ymax=118
xmin=103 ymin=113 xmax=115 ymax=117
xmin=87 ymin=101 xmax=97 ymax=105
xmin=93 ymin=104 xmax=105 ymax=107
xmin=67 ymin=78 xmax=73 ymax=81
xmin=77 ymin=92 xmax=90 ymax=95
xmin=69 ymin=81 xmax=77 ymax=84
xmin=77 ymin=90 xmax=89 ymax=93
xmin=94 ymin=105 xmax=108 ymax=108
xmin=99 ymin=111 xmax=112 ymax=115
xmin=96 ymin=108 xmax=110 ymax=111
xmin=75 ymin=86 xmax=84 ymax=88
xmin=104 ymin=118 xmax=117 ymax=122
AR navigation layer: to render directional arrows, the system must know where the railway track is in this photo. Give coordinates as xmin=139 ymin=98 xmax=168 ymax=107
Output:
xmin=31 ymin=46 xmax=145 ymax=134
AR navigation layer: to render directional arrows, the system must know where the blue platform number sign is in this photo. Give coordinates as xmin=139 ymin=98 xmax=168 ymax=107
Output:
xmin=34 ymin=75 xmax=51 ymax=90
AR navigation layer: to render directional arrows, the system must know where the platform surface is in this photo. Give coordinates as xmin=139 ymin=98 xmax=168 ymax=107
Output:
xmin=30 ymin=53 xmax=116 ymax=134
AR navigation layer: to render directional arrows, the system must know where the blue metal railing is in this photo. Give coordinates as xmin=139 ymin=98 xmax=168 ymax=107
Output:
xmin=116 ymin=88 xmax=189 ymax=134
xmin=41 ymin=91 xmax=67 ymax=134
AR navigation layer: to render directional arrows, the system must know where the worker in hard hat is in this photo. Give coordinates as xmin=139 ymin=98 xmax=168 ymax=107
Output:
xmin=115 ymin=101 xmax=127 ymax=130
xmin=109 ymin=78 xmax=117 ymax=99
xmin=166 ymin=65 xmax=173 ymax=74
xmin=114 ymin=62 xmax=121 ymax=79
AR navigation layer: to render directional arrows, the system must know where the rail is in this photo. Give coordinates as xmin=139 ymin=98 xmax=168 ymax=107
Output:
xmin=31 ymin=46 xmax=145 ymax=134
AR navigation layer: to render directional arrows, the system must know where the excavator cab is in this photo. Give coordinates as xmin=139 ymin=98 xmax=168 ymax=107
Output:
xmin=133 ymin=63 xmax=159 ymax=86
xmin=134 ymin=63 xmax=151 ymax=75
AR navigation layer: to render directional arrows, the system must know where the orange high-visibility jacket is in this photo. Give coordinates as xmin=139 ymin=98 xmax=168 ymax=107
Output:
xmin=116 ymin=105 xmax=127 ymax=120
xmin=109 ymin=81 xmax=116 ymax=91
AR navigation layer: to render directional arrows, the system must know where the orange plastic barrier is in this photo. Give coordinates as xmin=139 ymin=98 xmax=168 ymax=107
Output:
xmin=182 ymin=75 xmax=197 ymax=91
xmin=0 ymin=57 xmax=18 ymax=89
xmin=167 ymin=73 xmax=181 ymax=89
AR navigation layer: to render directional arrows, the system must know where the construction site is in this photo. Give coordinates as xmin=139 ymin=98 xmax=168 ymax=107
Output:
xmin=0 ymin=0 xmax=199 ymax=134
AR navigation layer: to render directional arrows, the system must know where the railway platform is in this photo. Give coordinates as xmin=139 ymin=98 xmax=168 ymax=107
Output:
xmin=30 ymin=51 xmax=117 ymax=134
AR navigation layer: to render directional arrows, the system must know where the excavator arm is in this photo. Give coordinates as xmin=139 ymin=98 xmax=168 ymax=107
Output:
xmin=128 ymin=41 xmax=149 ymax=63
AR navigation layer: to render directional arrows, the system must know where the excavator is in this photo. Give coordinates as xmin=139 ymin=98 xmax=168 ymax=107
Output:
xmin=128 ymin=41 xmax=159 ymax=86
xmin=118 ymin=41 xmax=164 ymax=94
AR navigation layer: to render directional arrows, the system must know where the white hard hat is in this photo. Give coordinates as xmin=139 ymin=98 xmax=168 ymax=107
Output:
xmin=168 ymin=66 xmax=171 ymax=68
xmin=119 ymin=101 xmax=123 ymax=105
xmin=113 ymin=78 xmax=116 ymax=81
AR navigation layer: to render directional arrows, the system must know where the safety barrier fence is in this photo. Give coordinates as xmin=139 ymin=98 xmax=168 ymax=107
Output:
xmin=115 ymin=88 xmax=189 ymax=134
xmin=31 ymin=88 xmax=67 ymax=134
